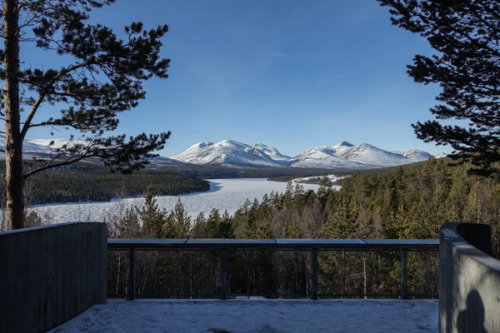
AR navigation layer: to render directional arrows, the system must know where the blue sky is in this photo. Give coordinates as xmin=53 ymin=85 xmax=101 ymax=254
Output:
xmin=25 ymin=0 xmax=449 ymax=157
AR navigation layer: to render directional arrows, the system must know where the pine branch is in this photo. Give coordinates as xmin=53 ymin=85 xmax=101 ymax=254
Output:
xmin=21 ymin=62 xmax=91 ymax=140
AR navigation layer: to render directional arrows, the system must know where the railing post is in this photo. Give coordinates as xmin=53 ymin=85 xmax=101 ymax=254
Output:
xmin=311 ymin=248 xmax=318 ymax=300
xmin=127 ymin=247 xmax=136 ymax=300
xmin=400 ymin=249 xmax=408 ymax=299
xmin=221 ymin=249 xmax=227 ymax=299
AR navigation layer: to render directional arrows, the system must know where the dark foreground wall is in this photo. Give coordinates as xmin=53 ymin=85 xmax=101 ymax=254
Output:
xmin=0 ymin=222 xmax=107 ymax=333
xmin=440 ymin=222 xmax=500 ymax=333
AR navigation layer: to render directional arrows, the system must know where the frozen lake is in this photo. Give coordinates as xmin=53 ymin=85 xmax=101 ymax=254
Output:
xmin=30 ymin=178 xmax=322 ymax=224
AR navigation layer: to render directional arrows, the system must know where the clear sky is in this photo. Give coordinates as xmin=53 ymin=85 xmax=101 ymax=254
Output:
xmin=25 ymin=0 xmax=450 ymax=157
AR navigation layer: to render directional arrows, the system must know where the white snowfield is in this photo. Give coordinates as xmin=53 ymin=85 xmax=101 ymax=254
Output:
xmin=48 ymin=298 xmax=439 ymax=333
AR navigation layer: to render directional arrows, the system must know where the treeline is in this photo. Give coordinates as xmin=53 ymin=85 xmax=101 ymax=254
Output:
xmin=231 ymin=158 xmax=499 ymax=256
xmin=105 ymin=157 xmax=499 ymax=298
xmin=0 ymin=162 xmax=210 ymax=205
xmin=167 ymin=164 xmax=339 ymax=180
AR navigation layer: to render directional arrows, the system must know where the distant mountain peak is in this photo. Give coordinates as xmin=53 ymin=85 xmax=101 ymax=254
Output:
xmin=333 ymin=141 xmax=353 ymax=148
xmin=197 ymin=141 xmax=214 ymax=148
xmin=172 ymin=139 xmax=290 ymax=168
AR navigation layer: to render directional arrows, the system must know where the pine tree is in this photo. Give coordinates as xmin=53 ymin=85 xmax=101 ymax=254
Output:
xmin=379 ymin=0 xmax=500 ymax=175
xmin=171 ymin=198 xmax=190 ymax=238
xmin=282 ymin=182 xmax=294 ymax=209
xmin=136 ymin=185 xmax=165 ymax=237
xmin=1 ymin=0 xmax=170 ymax=229
xmin=190 ymin=212 xmax=207 ymax=238
xmin=205 ymin=208 xmax=222 ymax=238
xmin=241 ymin=203 xmax=258 ymax=239
xmin=322 ymin=201 xmax=357 ymax=239
xmin=282 ymin=212 xmax=302 ymax=238
xmin=118 ymin=207 xmax=141 ymax=238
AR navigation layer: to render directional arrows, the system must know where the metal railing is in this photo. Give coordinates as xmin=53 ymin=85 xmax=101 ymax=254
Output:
xmin=108 ymin=238 xmax=439 ymax=300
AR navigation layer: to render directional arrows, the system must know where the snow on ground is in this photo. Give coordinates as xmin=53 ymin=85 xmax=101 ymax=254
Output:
xmin=30 ymin=179 xmax=321 ymax=224
xmin=48 ymin=298 xmax=438 ymax=333
xmin=292 ymin=174 xmax=347 ymax=184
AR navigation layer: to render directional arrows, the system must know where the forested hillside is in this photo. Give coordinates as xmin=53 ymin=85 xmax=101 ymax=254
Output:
xmin=106 ymin=157 xmax=500 ymax=257
xmin=184 ymin=159 xmax=497 ymax=253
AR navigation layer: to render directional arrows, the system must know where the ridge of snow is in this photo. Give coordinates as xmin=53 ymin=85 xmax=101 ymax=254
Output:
xmin=391 ymin=149 xmax=432 ymax=161
xmin=0 ymin=136 xmax=53 ymax=156
xmin=433 ymin=152 xmax=448 ymax=159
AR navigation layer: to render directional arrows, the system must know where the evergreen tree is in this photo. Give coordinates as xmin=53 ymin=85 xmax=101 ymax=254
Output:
xmin=319 ymin=173 xmax=333 ymax=188
xmin=322 ymin=201 xmax=357 ymax=239
xmin=241 ymin=202 xmax=258 ymax=239
xmin=196 ymin=208 xmax=234 ymax=238
xmin=282 ymin=212 xmax=302 ymax=238
xmin=379 ymin=0 xmax=500 ymax=175
xmin=256 ymin=219 xmax=272 ymax=239
xmin=219 ymin=210 xmax=234 ymax=238
xmin=190 ymin=212 xmax=207 ymax=238
xmin=170 ymin=198 xmax=190 ymax=238
xmin=118 ymin=207 xmax=141 ymax=238
xmin=282 ymin=182 xmax=294 ymax=209
xmin=1 ymin=0 xmax=170 ymax=229
xmin=205 ymin=208 xmax=222 ymax=238
xmin=136 ymin=185 xmax=165 ymax=237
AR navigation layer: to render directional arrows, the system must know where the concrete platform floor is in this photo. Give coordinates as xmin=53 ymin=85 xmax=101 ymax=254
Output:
xmin=49 ymin=298 xmax=439 ymax=333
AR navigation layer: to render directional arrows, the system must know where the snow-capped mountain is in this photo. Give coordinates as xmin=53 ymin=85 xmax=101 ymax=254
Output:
xmin=0 ymin=136 xmax=54 ymax=159
xmin=333 ymin=143 xmax=409 ymax=167
xmin=173 ymin=139 xmax=435 ymax=169
xmin=291 ymin=145 xmax=369 ymax=169
xmin=0 ymin=137 xmax=103 ymax=160
xmin=391 ymin=149 xmax=432 ymax=161
xmin=172 ymin=140 xmax=291 ymax=168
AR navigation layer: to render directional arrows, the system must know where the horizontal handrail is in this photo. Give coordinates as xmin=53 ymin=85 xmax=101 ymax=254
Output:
xmin=108 ymin=238 xmax=439 ymax=250
xmin=107 ymin=238 xmax=439 ymax=300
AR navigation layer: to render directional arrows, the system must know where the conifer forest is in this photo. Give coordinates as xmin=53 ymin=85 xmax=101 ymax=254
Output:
xmin=104 ymin=158 xmax=500 ymax=299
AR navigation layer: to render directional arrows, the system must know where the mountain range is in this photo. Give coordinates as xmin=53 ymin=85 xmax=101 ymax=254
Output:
xmin=172 ymin=139 xmax=437 ymax=169
xmin=0 ymin=138 xmax=439 ymax=170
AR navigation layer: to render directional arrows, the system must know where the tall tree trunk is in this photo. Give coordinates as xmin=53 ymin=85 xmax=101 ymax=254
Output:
xmin=3 ymin=0 xmax=24 ymax=230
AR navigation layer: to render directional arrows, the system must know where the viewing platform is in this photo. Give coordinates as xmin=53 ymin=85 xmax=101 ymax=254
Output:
xmin=2 ymin=222 xmax=499 ymax=332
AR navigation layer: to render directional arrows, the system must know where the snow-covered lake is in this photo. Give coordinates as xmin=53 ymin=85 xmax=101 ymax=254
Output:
xmin=30 ymin=178 xmax=323 ymax=224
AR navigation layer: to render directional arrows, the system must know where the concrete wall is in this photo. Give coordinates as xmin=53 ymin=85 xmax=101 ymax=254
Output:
xmin=0 ymin=222 xmax=107 ymax=333
xmin=440 ymin=222 xmax=500 ymax=333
